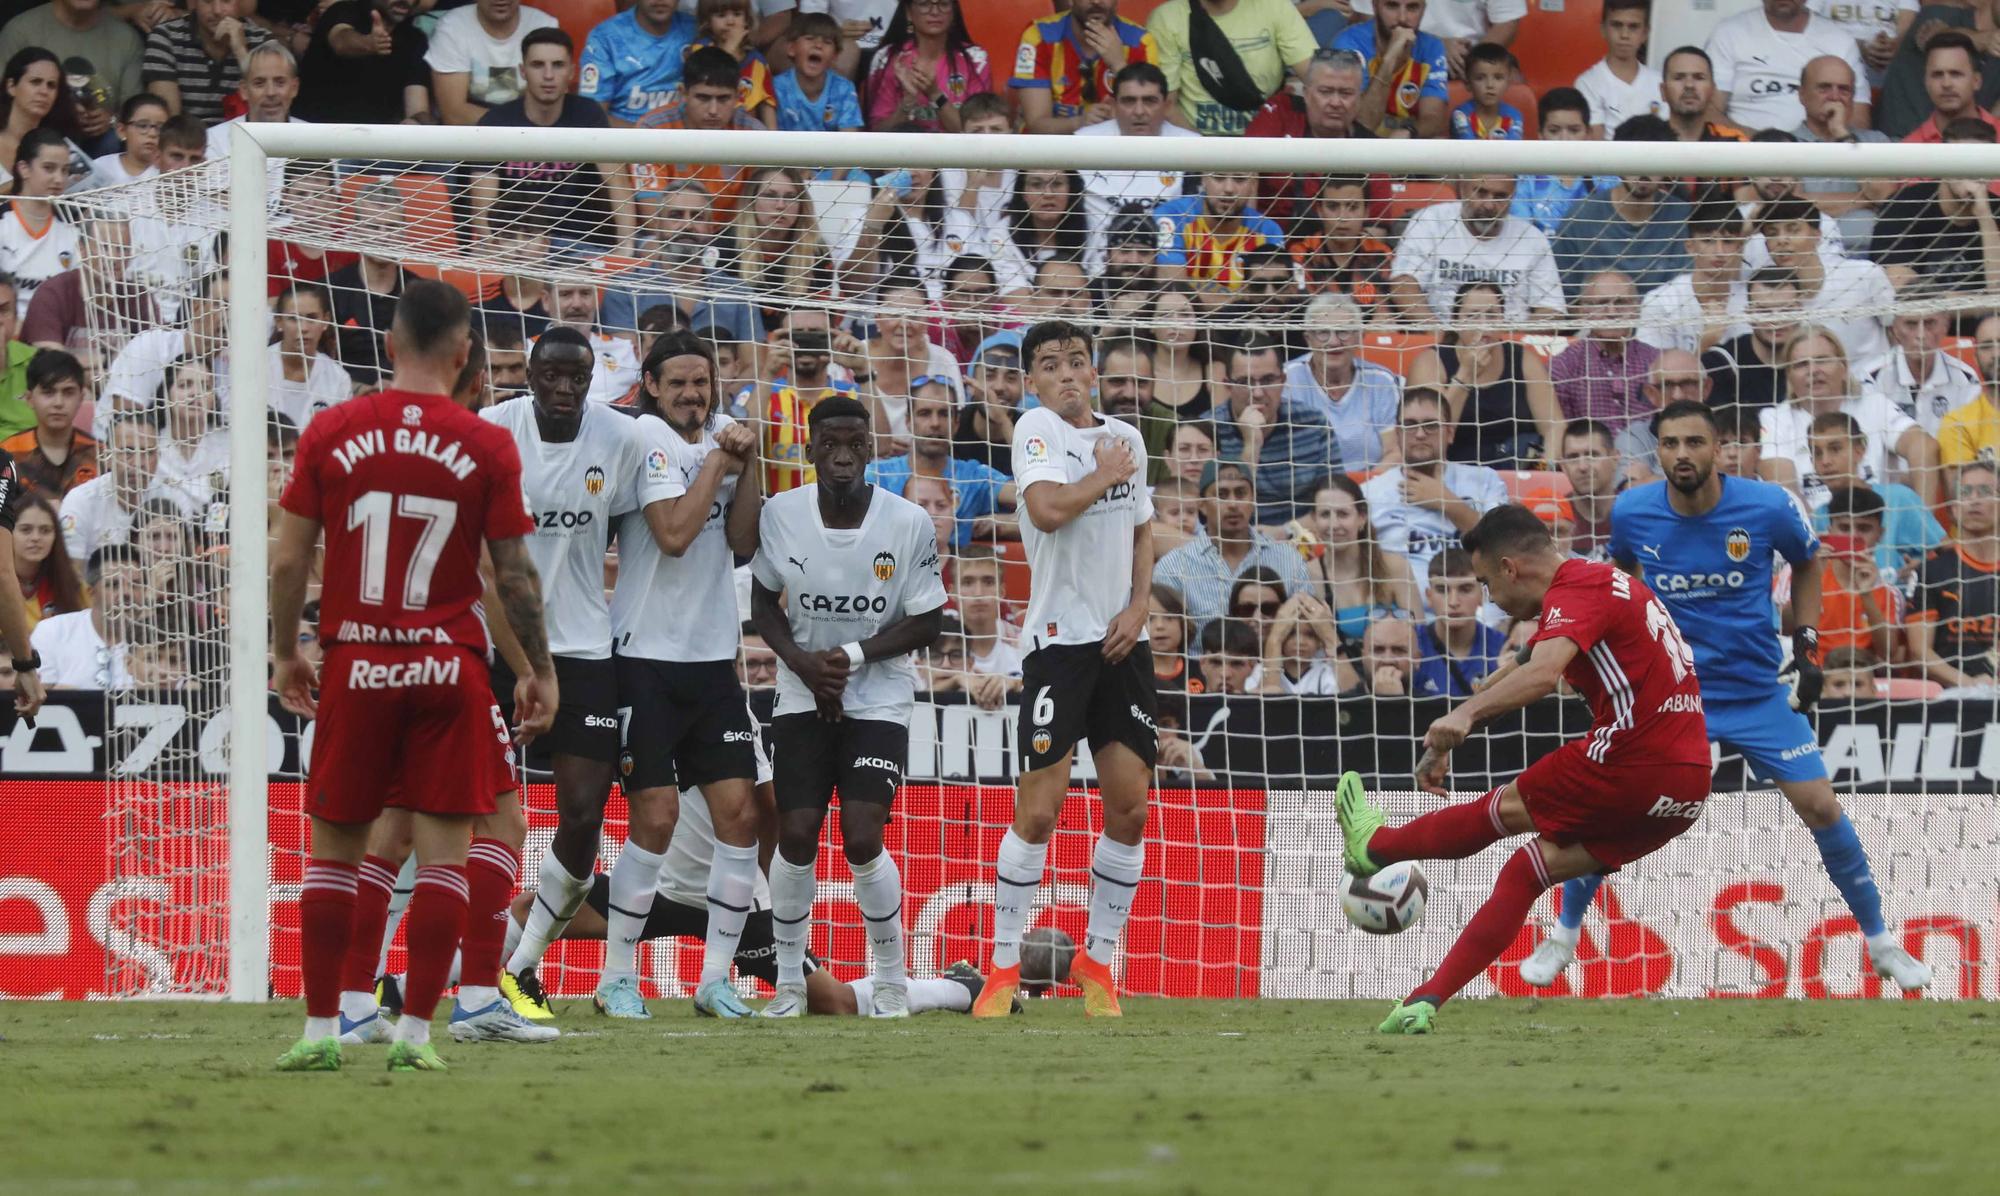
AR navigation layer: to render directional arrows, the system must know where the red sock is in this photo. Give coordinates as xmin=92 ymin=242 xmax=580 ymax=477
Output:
xmin=460 ymin=838 xmax=521 ymax=991
xmin=341 ymin=855 xmax=399 ymax=995
xmin=1367 ymin=788 xmax=1509 ymax=865
xmin=299 ymin=859 xmax=360 ymax=1019
xmin=401 ymin=865 xmax=471 ymax=1021
xmin=1410 ymin=844 xmax=1554 ymax=1007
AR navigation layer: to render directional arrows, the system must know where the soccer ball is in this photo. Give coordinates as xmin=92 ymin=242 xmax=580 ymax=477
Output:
xmin=1340 ymin=862 xmax=1429 ymax=934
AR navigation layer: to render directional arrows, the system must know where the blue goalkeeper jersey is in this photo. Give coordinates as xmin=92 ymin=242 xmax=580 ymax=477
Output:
xmin=579 ymin=9 xmax=698 ymax=123
xmin=1607 ymin=474 xmax=1819 ymax=704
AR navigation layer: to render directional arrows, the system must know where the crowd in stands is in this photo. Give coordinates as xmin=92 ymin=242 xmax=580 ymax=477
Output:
xmin=2 ymin=0 xmax=1996 ymax=737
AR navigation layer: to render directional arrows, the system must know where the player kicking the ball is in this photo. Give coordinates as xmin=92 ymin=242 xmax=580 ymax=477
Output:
xmin=1338 ymin=504 xmax=1712 ymax=1035
xmin=749 ymin=395 xmax=946 ymax=1018
xmin=974 ymin=320 xmax=1156 ymax=1019
xmin=271 ymin=280 xmax=557 ymax=1071
xmin=1519 ymin=401 xmax=1930 ymax=992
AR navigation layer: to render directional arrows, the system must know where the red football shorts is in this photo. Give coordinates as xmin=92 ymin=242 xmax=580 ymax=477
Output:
xmin=1515 ymin=742 xmax=1711 ymax=869
xmin=308 ymin=644 xmax=502 ymax=823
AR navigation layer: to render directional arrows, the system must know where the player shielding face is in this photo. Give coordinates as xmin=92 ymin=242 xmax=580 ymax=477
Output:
xmin=1521 ymin=402 xmax=1932 ymax=992
xmin=750 ymin=396 xmax=947 ymax=1018
xmin=973 ymin=321 xmax=1158 ymax=1020
xmin=601 ymin=330 xmax=766 ymax=1020
xmin=1338 ymin=504 xmax=1713 ymax=1035
xmin=271 ymin=279 xmax=557 ymax=1072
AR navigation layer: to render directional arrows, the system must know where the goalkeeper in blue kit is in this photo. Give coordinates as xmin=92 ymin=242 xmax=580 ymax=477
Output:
xmin=1519 ymin=402 xmax=1931 ymax=991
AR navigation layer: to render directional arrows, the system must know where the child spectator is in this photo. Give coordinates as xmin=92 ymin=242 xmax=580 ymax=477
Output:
xmin=1451 ymin=43 xmax=1523 ymax=140
xmin=1818 ymin=485 xmax=1900 ymax=663
xmin=0 ymin=346 xmax=94 ymax=498
xmin=1807 ymin=410 xmax=1945 ymax=583
xmin=1412 ymin=547 xmax=1508 ymax=698
xmin=1511 ymin=88 xmax=1616 ymax=234
xmin=0 ymin=129 xmax=78 ymax=320
xmin=89 ymin=93 xmax=166 ymax=189
xmin=1819 ymin=646 xmax=1884 ymax=703
xmin=772 ymin=11 xmax=862 ymax=133
xmin=690 ymin=0 xmax=777 ymax=128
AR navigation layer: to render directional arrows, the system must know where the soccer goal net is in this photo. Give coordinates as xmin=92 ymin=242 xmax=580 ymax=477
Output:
xmin=48 ymin=128 xmax=2000 ymax=1003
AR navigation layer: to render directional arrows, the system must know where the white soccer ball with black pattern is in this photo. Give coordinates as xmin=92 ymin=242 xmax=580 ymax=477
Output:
xmin=1340 ymin=862 xmax=1429 ymax=934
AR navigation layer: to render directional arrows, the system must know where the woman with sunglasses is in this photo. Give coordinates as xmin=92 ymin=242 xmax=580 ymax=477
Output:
xmin=863 ymin=0 xmax=989 ymax=133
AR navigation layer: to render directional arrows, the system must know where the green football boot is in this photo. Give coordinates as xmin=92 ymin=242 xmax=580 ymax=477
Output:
xmin=1336 ymin=771 xmax=1386 ymax=877
xmin=386 ymin=1041 xmax=448 ymax=1072
xmin=275 ymin=1037 xmax=342 ymax=1072
xmin=1377 ymin=1001 xmax=1438 ymax=1035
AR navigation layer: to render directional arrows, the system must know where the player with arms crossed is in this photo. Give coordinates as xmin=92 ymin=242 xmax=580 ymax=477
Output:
xmin=1339 ymin=504 xmax=1712 ymax=1034
xmin=1520 ymin=401 xmax=1931 ymax=990
xmin=271 ymin=280 xmax=558 ymax=1071
xmin=484 ymin=325 xmax=649 ymax=1017
xmin=0 ymin=445 xmax=47 ymax=718
xmin=751 ymin=395 xmax=947 ymax=1018
xmin=973 ymin=319 xmax=1156 ymax=1019
xmin=602 ymin=330 xmax=766 ymax=1019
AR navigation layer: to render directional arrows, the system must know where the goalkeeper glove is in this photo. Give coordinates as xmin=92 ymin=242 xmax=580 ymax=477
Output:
xmin=1784 ymin=627 xmax=1823 ymax=713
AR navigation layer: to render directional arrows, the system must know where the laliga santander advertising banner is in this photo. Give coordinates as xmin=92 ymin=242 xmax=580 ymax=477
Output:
xmin=2 ymin=777 xmax=1993 ymax=1002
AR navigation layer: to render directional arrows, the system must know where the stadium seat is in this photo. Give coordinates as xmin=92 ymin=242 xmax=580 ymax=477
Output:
xmin=999 ymin=539 xmax=1033 ymax=605
xmin=543 ymin=0 xmax=618 ymax=84
xmin=337 ymin=172 xmax=501 ymax=301
xmin=1504 ymin=469 xmax=1573 ymax=502
xmin=1880 ymin=678 xmax=1945 ymax=699
xmin=1942 ymin=336 xmax=1978 ymax=373
xmin=1355 ymin=330 xmax=1436 ymax=376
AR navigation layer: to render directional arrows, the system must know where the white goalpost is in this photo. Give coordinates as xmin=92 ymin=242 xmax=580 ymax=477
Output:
xmin=60 ymin=122 xmax=1997 ymax=1001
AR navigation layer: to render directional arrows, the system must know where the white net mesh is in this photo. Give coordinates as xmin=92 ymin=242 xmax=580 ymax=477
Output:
xmin=49 ymin=139 xmax=2000 ymax=1001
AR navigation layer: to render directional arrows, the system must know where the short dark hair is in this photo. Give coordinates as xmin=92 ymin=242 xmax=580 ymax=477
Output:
xmin=530 ymin=323 xmax=593 ymax=365
xmin=267 ymin=411 xmax=300 ymax=450
xmin=1662 ymin=45 xmax=1713 ymax=73
xmin=1748 ymin=265 xmax=1800 ymax=291
xmin=807 ymin=393 xmax=869 ymax=431
xmin=1112 ymin=61 xmax=1169 ymax=97
xmin=788 ymin=10 xmax=841 ymax=44
xmin=1809 ymin=410 xmax=1865 ymax=440
xmin=159 ymin=113 xmax=206 ymax=151
xmin=1537 ymin=86 xmax=1589 ymax=126
xmin=520 ymin=27 xmax=574 ymax=58
xmin=1823 ymin=484 xmax=1886 ymax=521
xmin=1944 ymin=116 xmax=1999 ymax=143
xmin=1199 ymin=617 xmax=1262 ymax=659
xmin=1652 ymin=398 xmax=1719 ymax=437
xmin=1562 ymin=417 xmax=1615 ymax=451
xmin=1613 ymin=113 xmax=1676 ymax=142
xmin=1400 ymin=384 xmax=1447 ymax=416
xmin=1022 ymin=319 xmax=1093 ymax=369
xmin=1925 ymin=28 xmax=1979 ymax=66
xmin=682 ymin=46 xmax=743 ymax=93
xmin=1225 ymin=331 xmax=1285 ymax=371
xmin=1465 ymin=42 xmax=1515 ymax=74
xmin=486 ymin=319 xmax=527 ymax=352
xmin=1686 ymin=197 xmax=1745 ymax=241
xmin=87 ymin=543 xmax=145 ymax=584
xmin=959 ymin=91 xmax=1008 ymax=125
xmin=25 ymin=347 xmax=84 ymax=393
xmin=1751 ymin=127 xmax=1797 ymax=145
xmin=391 ymin=278 xmax=472 ymax=358
xmin=1758 ymin=196 xmax=1821 ymax=234
xmin=118 ymin=92 xmax=168 ymax=123
xmin=636 ymin=303 xmax=683 ymax=335
xmin=453 ymin=329 xmax=487 ymax=400
xmin=1461 ymin=504 xmax=1554 ymax=560
xmin=1603 ymin=0 xmax=1650 ymax=17
xmin=1428 ymin=545 xmax=1475 ymax=580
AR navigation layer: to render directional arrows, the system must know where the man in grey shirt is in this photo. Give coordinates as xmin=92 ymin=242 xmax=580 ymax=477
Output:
xmin=1790 ymin=54 xmax=1893 ymax=257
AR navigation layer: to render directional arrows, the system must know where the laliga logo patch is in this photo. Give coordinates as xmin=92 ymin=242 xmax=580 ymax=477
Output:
xmin=1032 ymin=729 xmax=1053 ymax=755
xmin=1023 ymin=436 xmax=1049 ymax=461
xmin=872 ymin=550 xmax=897 ymax=581
xmin=584 ymin=464 xmax=606 ymax=496
xmin=646 ymin=448 xmax=668 ymax=473
xmin=1724 ymin=527 xmax=1751 ymax=563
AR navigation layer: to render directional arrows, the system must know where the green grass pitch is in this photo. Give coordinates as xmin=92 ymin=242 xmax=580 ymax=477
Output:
xmin=3 ymin=998 xmax=1995 ymax=1195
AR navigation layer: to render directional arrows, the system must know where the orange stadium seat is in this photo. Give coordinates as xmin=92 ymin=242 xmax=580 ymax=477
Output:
xmin=999 ymin=540 xmax=1034 ymax=605
xmin=1942 ymin=336 xmax=1979 ymax=373
xmin=337 ymin=172 xmax=502 ymax=301
xmin=542 ymin=0 xmax=618 ymax=81
xmin=1355 ymin=330 xmax=1436 ymax=375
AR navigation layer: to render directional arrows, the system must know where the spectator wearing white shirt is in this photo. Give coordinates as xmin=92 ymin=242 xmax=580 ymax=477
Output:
xmin=87 ymin=93 xmax=165 ymax=190
xmin=0 ymin=129 xmax=80 ymax=321
xmin=1758 ymin=196 xmax=1895 ymax=362
xmin=1571 ymin=0 xmax=1661 ymax=138
xmin=153 ymin=357 xmax=228 ymax=495
xmin=100 ymin=271 xmax=229 ymax=437
xmin=58 ymin=413 xmax=198 ymax=562
xmin=1360 ymin=386 xmax=1509 ymax=578
xmin=1760 ymin=324 xmax=1940 ymax=508
xmin=1859 ymin=309 xmax=1980 ymax=437
xmin=1075 ymin=63 xmax=1197 ymax=273
xmin=1350 ymin=0 xmax=1523 ymax=80
xmin=203 ymin=40 xmax=305 ymax=163
xmin=30 ymin=543 xmax=143 ymax=690
xmin=268 ymin=281 xmax=352 ymax=427
xmin=1705 ymin=0 xmax=1872 ymax=132
xmin=547 ymin=278 xmax=641 ymax=405
xmin=1637 ymin=197 xmax=1750 ymax=354
xmin=428 ymin=0 xmax=560 ymax=126
xmin=949 ymin=545 xmax=1024 ymax=709
xmin=1808 ymin=0 xmax=1914 ymax=90
xmin=1390 ymin=174 xmax=1566 ymax=323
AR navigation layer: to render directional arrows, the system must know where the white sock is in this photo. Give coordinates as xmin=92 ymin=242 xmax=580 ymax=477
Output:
xmin=1549 ymin=922 xmax=1581 ymax=948
xmin=990 ymin=829 xmax=1048 ymax=970
xmin=507 ymin=854 xmax=593 ymax=975
xmin=847 ymin=975 xmax=872 ymax=1013
xmin=1084 ymin=835 xmax=1144 ymax=966
xmin=703 ymin=841 xmax=759 ymax=985
xmin=375 ymin=855 xmax=418 ymax=977
xmin=459 ymin=984 xmax=498 ymax=1010
xmin=1866 ymin=930 xmax=1901 ymax=955
xmin=603 ymin=840 xmax=666 ymax=982
xmin=339 ymin=989 xmax=376 ymax=1021
xmin=909 ymin=976 xmax=970 ymax=1013
xmin=771 ymin=851 xmax=816 ymax=989
xmin=304 ymin=1015 xmax=337 ymax=1041
xmin=392 ymin=1013 xmax=430 ymax=1046
xmin=851 ymin=850 xmax=907 ymax=987
xmin=502 ymin=908 xmax=524 ymax=964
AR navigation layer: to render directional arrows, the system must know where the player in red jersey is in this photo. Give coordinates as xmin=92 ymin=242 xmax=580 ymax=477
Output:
xmin=1336 ymin=504 xmax=1711 ymax=1035
xmin=270 ymin=280 xmax=558 ymax=1073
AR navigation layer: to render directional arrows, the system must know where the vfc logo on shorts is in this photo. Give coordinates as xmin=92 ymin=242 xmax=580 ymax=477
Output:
xmin=1724 ymin=528 xmax=1751 ymax=563
xmin=584 ymin=465 xmax=606 ymax=496
xmin=872 ymin=551 xmax=896 ymax=581
xmin=1031 ymin=729 xmax=1052 ymax=755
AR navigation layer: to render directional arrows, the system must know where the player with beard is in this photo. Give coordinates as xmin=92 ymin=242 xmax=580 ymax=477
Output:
xmin=974 ymin=320 xmax=1157 ymax=1018
xmin=483 ymin=325 xmax=650 ymax=1018
xmin=751 ymin=396 xmax=947 ymax=1018
xmin=1519 ymin=401 xmax=1931 ymax=991
xmin=597 ymin=330 xmax=766 ymax=1019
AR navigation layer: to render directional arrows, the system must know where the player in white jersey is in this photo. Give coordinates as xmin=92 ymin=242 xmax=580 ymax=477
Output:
xmin=973 ymin=321 xmax=1157 ymax=1020
xmin=597 ymin=330 xmax=767 ymax=1020
xmin=749 ymin=396 xmax=948 ymax=1018
xmin=477 ymin=326 xmax=648 ymax=1018
xmin=506 ymin=709 xmax=997 ymax=1015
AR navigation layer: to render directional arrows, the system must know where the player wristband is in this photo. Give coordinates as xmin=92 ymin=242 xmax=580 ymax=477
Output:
xmin=842 ymin=642 xmax=866 ymax=668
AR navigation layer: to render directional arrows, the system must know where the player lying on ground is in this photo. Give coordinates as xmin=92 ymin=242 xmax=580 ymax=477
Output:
xmin=506 ymin=784 xmax=994 ymax=1016
xmin=975 ymin=320 xmax=1157 ymax=1020
xmin=272 ymin=279 xmax=557 ymax=1072
xmin=1338 ymin=503 xmax=1713 ymax=1035
xmin=1520 ymin=400 xmax=1929 ymax=991
xmin=750 ymin=394 xmax=947 ymax=1019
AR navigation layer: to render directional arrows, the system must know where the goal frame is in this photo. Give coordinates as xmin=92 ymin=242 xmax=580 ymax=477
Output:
xmin=221 ymin=124 xmax=2000 ymax=1001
